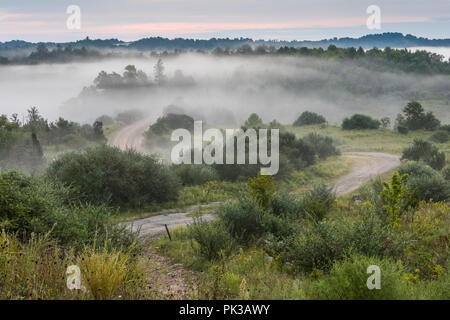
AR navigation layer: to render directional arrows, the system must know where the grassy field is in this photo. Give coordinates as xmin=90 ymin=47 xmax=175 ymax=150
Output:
xmin=288 ymin=124 xmax=450 ymax=157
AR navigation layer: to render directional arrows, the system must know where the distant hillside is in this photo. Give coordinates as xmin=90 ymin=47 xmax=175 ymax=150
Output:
xmin=1 ymin=33 xmax=450 ymax=51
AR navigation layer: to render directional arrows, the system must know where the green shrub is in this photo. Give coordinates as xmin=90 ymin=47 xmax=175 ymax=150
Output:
xmin=397 ymin=125 xmax=409 ymax=135
xmin=173 ymin=164 xmax=218 ymax=186
xmin=302 ymin=182 xmax=335 ymax=222
xmin=408 ymin=175 xmax=450 ymax=202
xmin=401 ymin=139 xmax=446 ymax=170
xmin=342 ymin=114 xmax=380 ymax=130
xmin=309 ymin=254 xmax=412 ymax=299
xmin=293 ymin=111 xmax=326 ymax=126
xmin=267 ymin=208 xmax=404 ymax=272
xmin=270 ymin=192 xmax=304 ymax=219
xmin=279 ymin=131 xmax=316 ymax=169
xmin=398 ymin=162 xmax=450 ymax=202
xmin=189 ymin=219 xmax=236 ymax=260
xmin=303 ymin=133 xmax=340 ymax=159
xmin=429 ymin=130 xmax=450 ymax=143
xmin=149 ymin=113 xmax=194 ymax=135
xmin=439 ymin=124 xmax=450 ymax=133
xmin=0 ymin=171 xmax=135 ymax=249
xmin=46 ymin=145 xmax=180 ymax=209
xmin=379 ymin=171 xmax=411 ymax=225
xmin=442 ymin=165 xmax=450 ymax=182
xmin=247 ymin=172 xmax=276 ymax=210
xmin=219 ymin=197 xmax=295 ymax=244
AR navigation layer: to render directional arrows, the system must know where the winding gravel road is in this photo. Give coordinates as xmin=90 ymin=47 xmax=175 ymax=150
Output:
xmin=110 ymin=123 xmax=400 ymax=237
xmin=109 ymin=118 xmax=152 ymax=153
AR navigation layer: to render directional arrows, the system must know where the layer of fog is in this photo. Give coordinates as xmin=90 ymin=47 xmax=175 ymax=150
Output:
xmin=1 ymin=53 xmax=449 ymax=127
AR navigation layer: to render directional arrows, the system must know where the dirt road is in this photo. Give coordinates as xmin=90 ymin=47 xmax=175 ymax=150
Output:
xmin=126 ymin=152 xmax=400 ymax=237
xmin=332 ymin=152 xmax=400 ymax=196
xmin=109 ymin=118 xmax=152 ymax=153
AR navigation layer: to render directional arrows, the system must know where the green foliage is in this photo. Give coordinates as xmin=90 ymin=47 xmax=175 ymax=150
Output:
xmin=219 ymin=196 xmax=295 ymax=244
xmin=46 ymin=145 xmax=180 ymax=209
xmin=293 ymin=111 xmax=326 ymax=126
xmin=379 ymin=171 xmax=410 ymax=225
xmin=397 ymin=125 xmax=409 ymax=135
xmin=439 ymin=124 xmax=450 ymax=133
xmin=270 ymin=192 xmax=304 ymax=219
xmin=189 ymin=219 xmax=236 ymax=260
xmin=429 ymin=130 xmax=450 ymax=143
xmin=266 ymin=206 xmax=405 ymax=272
xmin=303 ymin=132 xmax=340 ymax=160
xmin=148 ymin=113 xmax=194 ymax=135
xmin=173 ymin=164 xmax=218 ymax=186
xmin=0 ymin=171 xmax=135 ymax=249
xmin=243 ymin=113 xmax=264 ymax=129
xmin=442 ymin=165 xmax=450 ymax=182
xmin=247 ymin=172 xmax=276 ymax=210
xmin=342 ymin=114 xmax=380 ymax=130
xmin=401 ymin=139 xmax=446 ymax=170
xmin=309 ymin=254 xmax=412 ymax=299
xmin=402 ymin=101 xmax=440 ymax=131
xmin=302 ymin=182 xmax=335 ymax=222
xmin=402 ymin=202 xmax=449 ymax=281
xmin=397 ymin=161 xmax=450 ymax=202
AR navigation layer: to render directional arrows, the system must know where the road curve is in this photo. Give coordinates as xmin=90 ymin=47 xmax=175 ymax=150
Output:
xmin=332 ymin=152 xmax=400 ymax=196
xmin=109 ymin=118 xmax=153 ymax=153
xmin=126 ymin=152 xmax=400 ymax=237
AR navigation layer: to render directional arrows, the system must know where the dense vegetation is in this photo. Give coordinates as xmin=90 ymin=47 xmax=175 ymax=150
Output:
xmin=293 ymin=111 xmax=326 ymax=126
xmin=46 ymin=145 xmax=180 ymax=209
xmin=0 ymin=108 xmax=106 ymax=173
xmin=342 ymin=114 xmax=381 ymax=130
xmin=156 ymin=167 xmax=449 ymax=299
xmin=2 ymin=33 xmax=450 ymax=75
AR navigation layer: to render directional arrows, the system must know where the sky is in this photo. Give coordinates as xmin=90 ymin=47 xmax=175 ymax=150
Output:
xmin=0 ymin=0 xmax=449 ymax=42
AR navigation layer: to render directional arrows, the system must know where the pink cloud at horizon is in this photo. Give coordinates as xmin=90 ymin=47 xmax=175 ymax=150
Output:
xmin=0 ymin=14 xmax=429 ymax=37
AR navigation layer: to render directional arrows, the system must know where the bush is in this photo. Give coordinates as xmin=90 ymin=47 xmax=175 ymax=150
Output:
xmin=219 ymin=197 xmax=295 ymax=244
xmin=279 ymin=131 xmax=316 ymax=169
xmin=302 ymin=182 xmax=335 ymax=222
xmin=401 ymin=139 xmax=446 ymax=170
xmin=46 ymin=145 xmax=180 ymax=209
xmin=149 ymin=113 xmax=194 ymax=135
xmin=342 ymin=114 xmax=380 ymax=130
xmin=270 ymin=192 xmax=304 ymax=219
xmin=439 ymin=124 xmax=450 ymax=133
xmin=398 ymin=162 xmax=450 ymax=202
xmin=303 ymin=133 xmax=340 ymax=159
xmin=247 ymin=172 xmax=276 ymax=210
xmin=429 ymin=130 xmax=450 ymax=143
xmin=173 ymin=164 xmax=218 ymax=186
xmin=189 ymin=219 xmax=236 ymax=260
xmin=266 ymin=207 xmax=404 ymax=272
xmin=442 ymin=165 xmax=450 ymax=182
xmin=293 ymin=111 xmax=326 ymax=126
xmin=397 ymin=125 xmax=409 ymax=134
xmin=309 ymin=254 xmax=412 ymax=299
xmin=0 ymin=171 xmax=135 ymax=248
